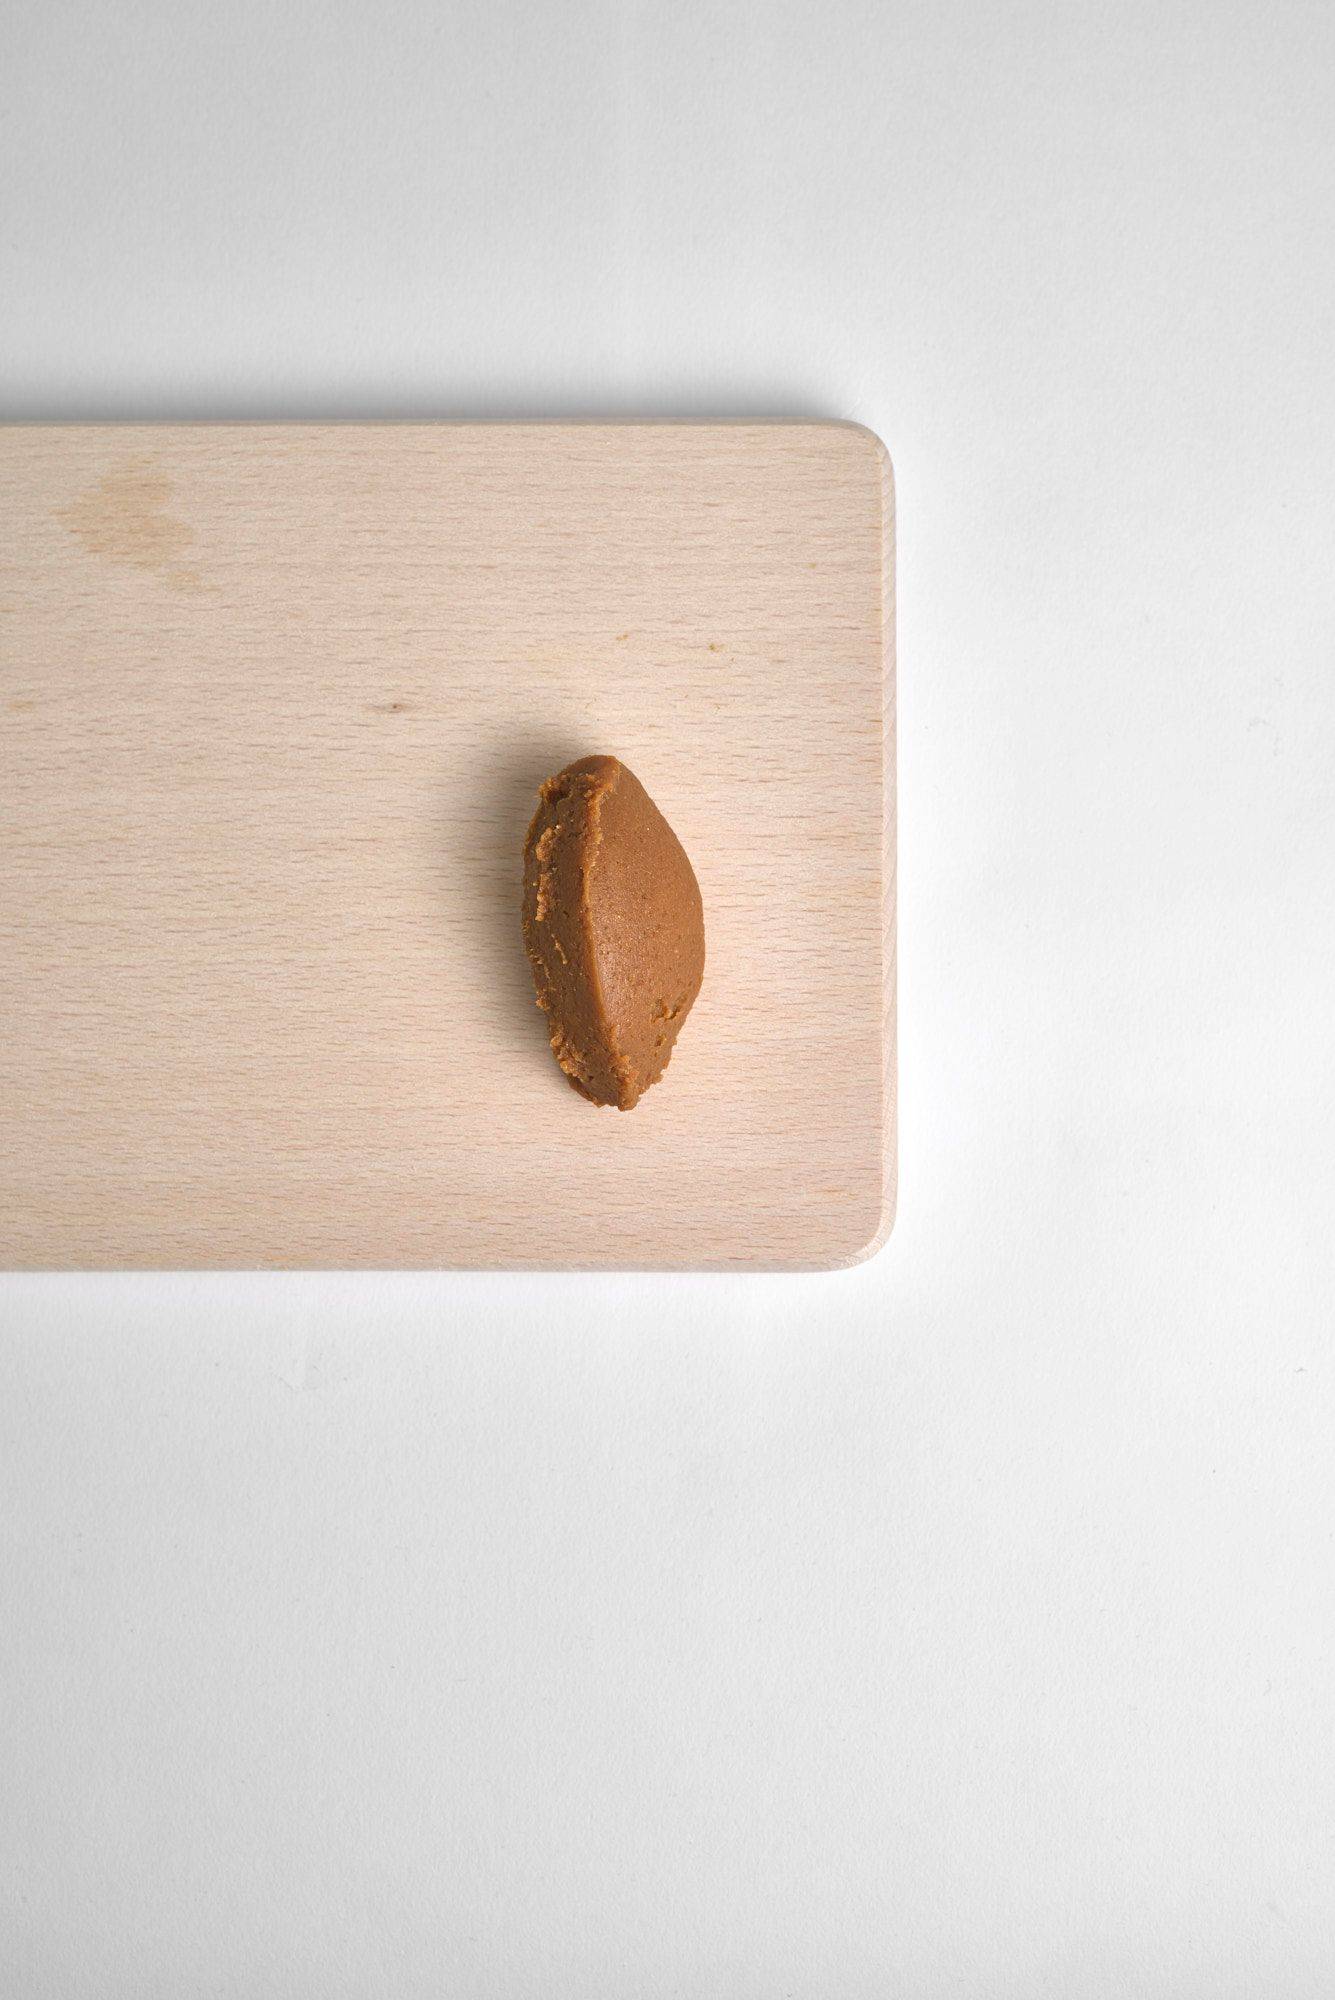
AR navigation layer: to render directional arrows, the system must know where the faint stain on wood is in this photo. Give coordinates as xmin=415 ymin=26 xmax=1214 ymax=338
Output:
xmin=57 ymin=463 xmax=208 ymax=593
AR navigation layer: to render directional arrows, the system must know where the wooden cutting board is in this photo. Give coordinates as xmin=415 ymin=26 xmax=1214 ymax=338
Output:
xmin=0 ymin=423 xmax=894 ymax=1269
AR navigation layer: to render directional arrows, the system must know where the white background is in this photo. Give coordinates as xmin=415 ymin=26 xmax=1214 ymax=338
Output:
xmin=3 ymin=1 xmax=1333 ymax=1993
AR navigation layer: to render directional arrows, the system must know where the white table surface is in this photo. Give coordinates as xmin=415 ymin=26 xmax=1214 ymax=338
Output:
xmin=3 ymin=2 xmax=1333 ymax=1993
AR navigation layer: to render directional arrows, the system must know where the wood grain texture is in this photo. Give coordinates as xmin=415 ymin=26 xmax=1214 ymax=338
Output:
xmin=0 ymin=423 xmax=895 ymax=1269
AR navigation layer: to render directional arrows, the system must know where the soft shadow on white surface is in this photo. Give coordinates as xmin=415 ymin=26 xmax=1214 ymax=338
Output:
xmin=1 ymin=392 xmax=839 ymax=422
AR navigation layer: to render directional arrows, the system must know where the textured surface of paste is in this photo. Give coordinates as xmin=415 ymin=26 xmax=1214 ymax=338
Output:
xmin=521 ymin=756 xmax=705 ymax=1109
